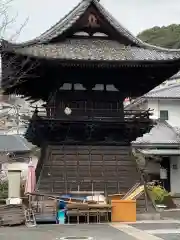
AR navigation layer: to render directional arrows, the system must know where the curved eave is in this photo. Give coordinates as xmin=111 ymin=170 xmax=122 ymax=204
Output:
xmin=3 ymin=51 xmax=180 ymax=67
xmin=2 ymin=39 xmax=180 ymax=66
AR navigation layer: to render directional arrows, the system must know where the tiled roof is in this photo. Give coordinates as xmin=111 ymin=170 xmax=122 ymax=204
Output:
xmin=144 ymin=83 xmax=180 ymax=99
xmin=125 ymin=81 xmax=180 ymax=110
xmin=15 ymin=39 xmax=180 ymax=62
xmin=125 ymin=81 xmax=180 ymax=113
xmin=170 ymin=71 xmax=180 ymax=80
xmin=132 ymin=120 xmax=180 ymax=145
xmin=2 ymin=0 xmax=180 ymax=55
xmin=0 ymin=135 xmax=33 ymax=152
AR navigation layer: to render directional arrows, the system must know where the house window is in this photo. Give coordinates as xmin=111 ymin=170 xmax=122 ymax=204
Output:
xmin=160 ymin=110 xmax=169 ymax=120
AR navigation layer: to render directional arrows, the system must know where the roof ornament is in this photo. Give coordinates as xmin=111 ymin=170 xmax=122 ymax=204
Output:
xmin=86 ymin=13 xmax=100 ymax=28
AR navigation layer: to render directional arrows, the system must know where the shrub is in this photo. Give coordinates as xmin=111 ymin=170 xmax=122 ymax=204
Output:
xmin=147 ymin=185 xmax=169 ymax=204
xmin=0 ymin=181 xmax=8 ymax=200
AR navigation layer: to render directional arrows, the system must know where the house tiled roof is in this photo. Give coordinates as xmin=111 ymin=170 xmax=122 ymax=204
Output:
xmin=144 ymin=83 xmax=180 ymax=99
xmin=0 ymin=135 xmax=33 ymax=152
xmin=132 ymin=120 xmax=180 ymax=146
xmin=125 ymin=81 xmax=180 ymax=110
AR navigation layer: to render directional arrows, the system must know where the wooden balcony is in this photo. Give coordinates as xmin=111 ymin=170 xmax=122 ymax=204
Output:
xmin=32 ymin=106 xmax=152 ymax=123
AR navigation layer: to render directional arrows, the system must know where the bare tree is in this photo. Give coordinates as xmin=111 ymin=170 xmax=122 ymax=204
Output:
xmin=0 ymin=0 xmax=37 ymax=91
xmin=0 ymin=0 xmax=13 ymax=39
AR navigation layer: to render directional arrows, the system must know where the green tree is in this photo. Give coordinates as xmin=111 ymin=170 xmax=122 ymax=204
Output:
xmin=137 ymin=24 xmax=180 ymax=49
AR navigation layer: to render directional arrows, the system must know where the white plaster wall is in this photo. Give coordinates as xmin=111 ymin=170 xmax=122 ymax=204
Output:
xmin=148 ymin=99 xmax=180 ymax=127
xmin=170 ymin=156 xmax=180 ymax=194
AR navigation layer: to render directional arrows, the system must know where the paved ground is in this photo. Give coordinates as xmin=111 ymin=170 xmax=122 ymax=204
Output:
xmin=1 ymin=220 xmax=180 ymax=240
xmin=128 ymin=220 xmax=180 ymax=240
xmin=0 ymin=224 xmax=136 ymax=240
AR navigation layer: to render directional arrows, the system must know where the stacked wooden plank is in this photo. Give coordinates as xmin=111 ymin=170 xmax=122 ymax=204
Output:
xmin=0 ymin=204 xmax=25 ymax=226
xmin=31 ymin=199 xmax=57 ymax=217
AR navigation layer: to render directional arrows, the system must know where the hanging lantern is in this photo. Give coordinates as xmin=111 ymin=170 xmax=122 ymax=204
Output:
xmin=64 ymin=107 xmax=72 ymax=115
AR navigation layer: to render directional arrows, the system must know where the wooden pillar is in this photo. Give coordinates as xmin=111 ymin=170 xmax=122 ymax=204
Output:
xmin=119 ymin=99 xmax=125 ymax=119
xmin=8 ymin=170 xmax=21 ymax=198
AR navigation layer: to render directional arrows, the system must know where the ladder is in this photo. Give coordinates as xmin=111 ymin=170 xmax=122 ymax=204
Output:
xmin=25 ymin=208 xmax=37 ymax=227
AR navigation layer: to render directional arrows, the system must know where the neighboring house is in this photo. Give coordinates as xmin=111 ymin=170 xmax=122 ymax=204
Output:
xmin=0 ymin=97 xmax=45 ymax=134
xmin=0 ymin=135 xmax=38 ymax=179
xmin=2 ymin=126 xmax=28 ymax=135
xmin=126 ymin=81 xmax=180 ymax=195
xmin=126 ymin=82 xmax=180 ymax=127
xmin=132 ymin=120 xmax=180 ymax=194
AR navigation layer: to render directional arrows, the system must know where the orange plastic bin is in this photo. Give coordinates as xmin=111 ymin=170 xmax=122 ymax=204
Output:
xmin=111 ymin=200 xmax=136 ymax=222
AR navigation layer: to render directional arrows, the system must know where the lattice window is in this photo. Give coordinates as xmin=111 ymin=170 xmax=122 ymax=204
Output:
xmin=160 ymin=110 xmax=169 ymax=120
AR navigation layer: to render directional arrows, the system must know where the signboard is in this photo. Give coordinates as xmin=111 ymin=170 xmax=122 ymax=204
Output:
xmin=160 ymin=167 xmax=167 ymax=180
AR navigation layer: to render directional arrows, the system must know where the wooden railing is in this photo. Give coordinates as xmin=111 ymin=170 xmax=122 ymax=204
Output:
xmin=31 ymin=106 xmax=152 ymax=122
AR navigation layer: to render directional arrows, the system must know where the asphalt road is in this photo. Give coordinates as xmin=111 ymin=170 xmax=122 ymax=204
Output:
xmin=129 ymin=220 xmax=180 ymax=240
xmin=1 ymin=220 xmax=180 ymax=240
xmin=0 ymin=224 xmax=136 ymax=240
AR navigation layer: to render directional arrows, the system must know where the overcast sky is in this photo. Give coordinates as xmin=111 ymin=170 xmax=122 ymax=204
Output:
xmin=3 ymin=0 xmax=180 ymax=42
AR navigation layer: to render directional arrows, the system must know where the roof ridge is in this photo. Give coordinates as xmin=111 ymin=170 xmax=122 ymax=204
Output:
xmin=38 ymin=0 xmax=87 ymax=39
xmin=163 ymin=121 xmax=180 ymax=139
xmin=124 ymin=96 xmax=144 ymax=110
xmin=94 ymin=0 xmax=141 ymax=46
xmin=90 ymin=0 xmax=180 ymax=52
xmin=132 ymin=119 xmax=180 ymax=145
xmin=38 ymin=0 xmax=91 ymax=43
xmin=152 ymin=120 xmax=173 ymax=131
xmin=154 ymin=120 xmax=180 ymax=142
xmin=94 ymin=1 xmax=179 ymax=52
xmin=157 ymin=119 xmax=173 ymax=128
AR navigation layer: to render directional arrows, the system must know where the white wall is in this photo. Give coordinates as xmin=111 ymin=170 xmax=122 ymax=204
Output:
xmin=148 ymin=99 xmax=180 ymax=127
xmin=170 ymin=156 xmax=180 ymax=194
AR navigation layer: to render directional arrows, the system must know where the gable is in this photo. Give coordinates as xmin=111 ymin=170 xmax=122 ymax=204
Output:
xmin=50 ymin=3 xmax=137 ymax=46
xmin=30 ymin=0 xmax=141 ymax=46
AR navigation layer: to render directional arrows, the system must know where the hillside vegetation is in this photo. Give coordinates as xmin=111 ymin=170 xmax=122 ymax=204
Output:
xmin=137 ymin=24 xmax=180 ymax=49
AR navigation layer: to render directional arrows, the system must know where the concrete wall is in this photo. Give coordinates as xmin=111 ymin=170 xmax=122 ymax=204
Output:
xmin=8 ymin=170 xmax=21 ymax=198
xmin=1 ymin=155 xmax=38 ymax=179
